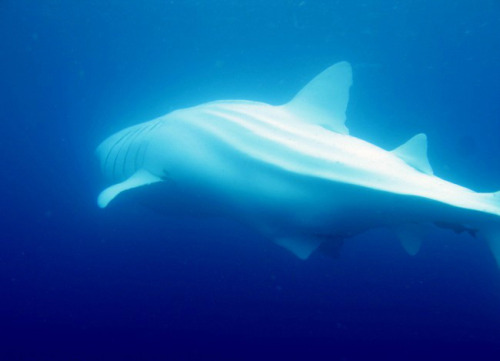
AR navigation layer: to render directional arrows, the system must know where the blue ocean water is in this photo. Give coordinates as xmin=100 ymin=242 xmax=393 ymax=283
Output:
xmin=2 ymin=0 xmax=500 ymax=359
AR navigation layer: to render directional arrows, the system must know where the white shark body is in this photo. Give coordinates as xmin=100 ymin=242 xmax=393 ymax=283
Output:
xmin=96 ymin=62 xmax=500 ymax=265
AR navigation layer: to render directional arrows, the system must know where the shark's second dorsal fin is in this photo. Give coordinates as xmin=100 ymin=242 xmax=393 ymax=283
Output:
xmin=284 ymin=61 xmax=352 ymax=134
xmin=392 ymin=133 xmax=433 ymax=175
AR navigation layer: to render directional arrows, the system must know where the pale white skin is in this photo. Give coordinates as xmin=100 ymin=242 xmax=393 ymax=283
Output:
xmin=96 ymin=62 xmax=500 ymax=263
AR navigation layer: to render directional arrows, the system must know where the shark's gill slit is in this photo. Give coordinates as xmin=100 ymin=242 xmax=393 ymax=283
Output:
xmin=111 ymin=127 xmax=140 ymax=180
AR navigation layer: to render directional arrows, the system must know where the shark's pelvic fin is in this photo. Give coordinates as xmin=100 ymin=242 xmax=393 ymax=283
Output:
xmin=274 ymin=237 xmax=323 ymax=260
xmin=284 ymin=61 xmax=352 ymax=134
xmin=392 ymin=133 xmax=433 ymax=175
xmin=396 ymin=224 xmax=423 ymax=256
xmin=98 ymin=169 xmax=162 ymax=208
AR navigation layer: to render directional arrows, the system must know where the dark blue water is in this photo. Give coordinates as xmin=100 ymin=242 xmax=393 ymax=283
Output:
xmin=2 ymin=1 xmax=500 ymax=360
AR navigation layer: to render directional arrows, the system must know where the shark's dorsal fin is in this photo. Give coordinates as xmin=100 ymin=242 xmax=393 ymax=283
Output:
xmin=392 ymin=133 xmax=433 ymax=175
xmin=97 ymin=169 xmax=162 ymax=208
xmin=284 ymin=61 xmax=352 ymax=134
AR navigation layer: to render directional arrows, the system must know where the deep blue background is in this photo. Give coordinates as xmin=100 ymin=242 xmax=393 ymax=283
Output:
xmin=2 ymin=1 xmax=500 ymax=359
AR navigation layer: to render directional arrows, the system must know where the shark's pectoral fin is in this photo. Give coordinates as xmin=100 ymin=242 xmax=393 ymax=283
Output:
xmin=392 ymin=133 xmax=433 ymax=175
xmin=284 ymin=61 xmax=352 ymax=134
xmin=274 ymin=237 xmax=323 ymax=260
xmin=97 ymin=170 xmax=163 ymax=208
xmin=395 ymin=224 xmax=424 ymax=256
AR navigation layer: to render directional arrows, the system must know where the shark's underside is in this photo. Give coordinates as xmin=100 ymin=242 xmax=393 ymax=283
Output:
xmin=96 ymin=62 xmax=500 ymax=267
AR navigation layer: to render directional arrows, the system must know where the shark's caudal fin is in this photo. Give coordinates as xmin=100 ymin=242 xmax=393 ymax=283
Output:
xmin=284 ymin=61 xmax=352 ymax=134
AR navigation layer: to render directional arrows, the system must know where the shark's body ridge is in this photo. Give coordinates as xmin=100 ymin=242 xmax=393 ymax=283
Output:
xmin=96 ymin=62 xmax=500 ymax=266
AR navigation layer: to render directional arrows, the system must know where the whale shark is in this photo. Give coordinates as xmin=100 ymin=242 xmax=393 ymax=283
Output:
xmin=96 ymin=61 xmax=500 ymax=266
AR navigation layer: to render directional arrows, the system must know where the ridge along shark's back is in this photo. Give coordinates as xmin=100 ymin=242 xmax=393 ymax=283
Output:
xmin=95 ymin=62 xmax=500 ymax=270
